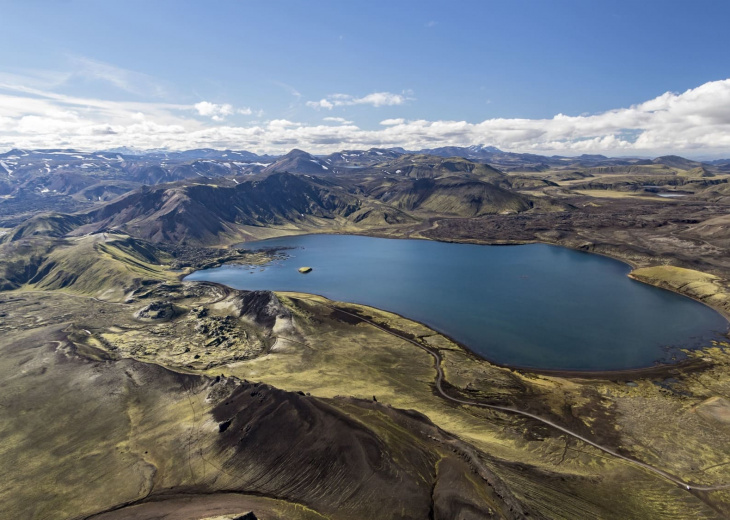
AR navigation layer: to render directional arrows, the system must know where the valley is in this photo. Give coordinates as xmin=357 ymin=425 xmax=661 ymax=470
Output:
xmin=2 ymin=145 xmax=730 ymax=519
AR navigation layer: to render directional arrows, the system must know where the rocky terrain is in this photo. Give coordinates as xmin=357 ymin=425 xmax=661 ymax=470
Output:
xmin=2 ymin=145 xmax=730 ymax=519
xmin=2 ymin=274 xmax=729 ymax=519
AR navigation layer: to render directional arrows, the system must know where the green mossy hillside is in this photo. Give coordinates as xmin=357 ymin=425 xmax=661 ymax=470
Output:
xmin=0 ymin=233 xmax=173 ymax=300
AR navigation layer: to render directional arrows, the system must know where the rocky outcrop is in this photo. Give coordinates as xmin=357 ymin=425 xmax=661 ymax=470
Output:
xmin=134 ymin=301 xmax=177 ymax=320
xmin=233 ymin=513 xmax=258 ymax=520
xmin=232 ymin=290 xmax=292 ymax=330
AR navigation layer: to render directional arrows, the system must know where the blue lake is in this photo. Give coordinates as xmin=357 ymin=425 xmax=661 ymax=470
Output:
xmin=185 ymin=234 xmax=728 ymax=371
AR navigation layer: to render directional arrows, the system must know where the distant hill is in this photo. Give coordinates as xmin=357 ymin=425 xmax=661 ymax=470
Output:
xmin=325 ymin=147 xmax=406 ymax=168
xmin=418 ymin=144 xmax=564 ymax=171
xmin=0 ymin=145 xmax=730 ymax=243
xmin=0 ymin=148 xmax=283 ymax=221
xmin=71 ymin=172 xmax=363 ymax=244
xmin=652 ymin=155 xmax=705 ymax=170
xmin=678 ymin=166 xmax=714 ymax=178
xmin=1 ymin=213 xmax=86 ymax=243
xmin=0 ymin=233 xmax=171 ymax=297
xmin=415 ymin=145 xmax=724 ymax=175
xmin=0 ymin=146 xmax=721 ymax=201
xmin=695 ymin=182 xmax=730 ymax=204
xmin=263 ymin=151 xmax=510 ymax=187
xmin=0 ymin=164 xmax=535 ymax=246
xmin=364 ymin=176 xmax=531 ymax=217
xmin=419 ymin=144 xmax=502 ymax=160
xmin=354 ymin=154 xmax=509 ymax=184
xmin=263 ymin=149 xmax=332 ymax=174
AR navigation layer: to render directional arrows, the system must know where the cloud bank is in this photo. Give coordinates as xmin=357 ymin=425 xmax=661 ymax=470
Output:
xmin=306 ymin=91 xmax=410 ymax=110
xmin=1 ymin=79 xmax=730 ymax=157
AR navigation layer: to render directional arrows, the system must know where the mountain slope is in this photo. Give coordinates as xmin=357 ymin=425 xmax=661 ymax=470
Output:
xmin=365 ymin=176 xmax=532 ymax=216
xmin=678 ymin=166 xmax=714 ymax=178
xmin=2 ymin=213 xmax=86 ymax=243
xmin=653 ymin=155 xmax=705 ymax=170
xmin=355 ymin=154 xmax=510 ymax=186
xmin=0 ymin=233 xmax=172 ymax=298
xmin=77 ymin=172 xmax=362 ymax=244
xmin=263 ymin=149 xmax=332 ymax=174
xmin=0 ymin=310 xmax=529 ymax=519
xmin=325 ymin=147 xmax=406 ymax=168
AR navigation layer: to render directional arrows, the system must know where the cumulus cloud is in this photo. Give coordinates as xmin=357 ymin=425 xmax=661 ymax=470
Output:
xmin=2 ymin=79 xmax=730 ymax=156
xmin=306 ymin=91 xmax=411 ymax=110
xmin=193 ymin=101 xmax=259 ymax=121
xmin=194 ymin=101 xmax=233 ymax=120
xmin=323 ymin=116 xmax=354 ymax=124
xmin=380 ymin=118 xmax=405 ymax=126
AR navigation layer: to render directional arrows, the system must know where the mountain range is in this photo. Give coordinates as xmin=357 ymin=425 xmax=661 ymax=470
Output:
xmin=1 ymin=144 xmax=727 ymax=245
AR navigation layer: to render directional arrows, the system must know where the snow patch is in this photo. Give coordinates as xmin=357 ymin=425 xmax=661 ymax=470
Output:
xmin=0 ymin=160 xmax=12 ymax=176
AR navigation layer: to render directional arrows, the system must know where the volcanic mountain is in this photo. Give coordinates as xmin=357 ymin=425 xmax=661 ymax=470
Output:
xmin=263 ymin=149 xmax=332 ymax=175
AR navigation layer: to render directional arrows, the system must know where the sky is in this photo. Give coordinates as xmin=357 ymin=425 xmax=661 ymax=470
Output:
xmin=1 ymin=0 xmax=730 ymax=157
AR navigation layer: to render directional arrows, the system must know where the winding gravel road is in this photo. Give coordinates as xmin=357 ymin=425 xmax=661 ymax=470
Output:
xmin=320 ymin=302 xmax=730 ymax=493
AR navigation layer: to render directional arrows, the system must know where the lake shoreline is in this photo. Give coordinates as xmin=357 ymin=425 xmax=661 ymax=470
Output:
xmin=181 ymin=278 xmax=716 ymax=381
xmin=292 ymin=288 xmax=719 ymax=381
xmin=227 ymin=228 xmax=730 ymax=323
xmin=185 ymin=233 xmax=729 ymax=378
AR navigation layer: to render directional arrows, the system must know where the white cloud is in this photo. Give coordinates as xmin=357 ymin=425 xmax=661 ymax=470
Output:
xmin=2 ymin=79 xmax=730 ymax=157
xmin=324 ymin=117 xmax=354 ymax=124
xmin=306 ymin=91 xmax=411 ymax=110
xmin=194 ymin=101 xmax=258 ymax=121
xmin=380 ymin=118 xmax=405 ymax=126
xmin=194 ymin=101 xmax=234 ymax=121
xmin=307 ymin=98 xmax=333 ymax=110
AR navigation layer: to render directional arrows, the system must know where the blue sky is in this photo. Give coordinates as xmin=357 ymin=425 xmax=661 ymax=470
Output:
xmin=1 ymin=0 xmax=730 ymax=156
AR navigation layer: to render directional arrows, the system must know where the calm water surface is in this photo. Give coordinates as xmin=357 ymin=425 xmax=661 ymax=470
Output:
xmin=185 ymin=234 xmax=728 ymax=370
xmin=657 ymin=193 xmax=689 ymax=198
